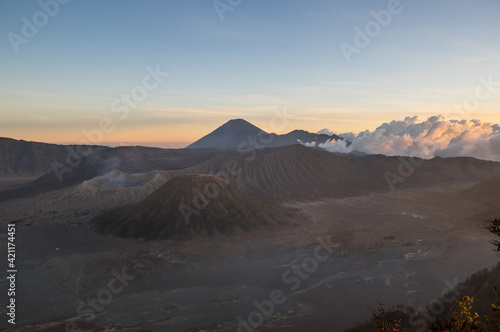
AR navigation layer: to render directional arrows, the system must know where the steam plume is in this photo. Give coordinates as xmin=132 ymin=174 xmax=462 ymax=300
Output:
xmin=320 ymin=116 xmax=500 ymax=161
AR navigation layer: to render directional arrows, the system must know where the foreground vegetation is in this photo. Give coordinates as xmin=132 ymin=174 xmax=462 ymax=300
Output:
xmin=349 ymin=219 xmax=500 ymax=332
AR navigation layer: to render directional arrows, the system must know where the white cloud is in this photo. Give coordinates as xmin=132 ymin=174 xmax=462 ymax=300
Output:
xmin=317 ymin=128 xmax=334 ymax=136
xmin=337 ymin=132 xmax=356 ymax=141
xmin=319 ymin=116 xmax=500 ymax=161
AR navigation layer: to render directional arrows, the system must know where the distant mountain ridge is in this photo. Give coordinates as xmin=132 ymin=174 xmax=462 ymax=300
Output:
xmin=0 ymin=119 xmax=342 ymax=177
xmin=185 ymin=118 xmax=341 ymax=149
xmin=0 ymin=137 xmax=105 ymax=177
xmin=3 ymin=139 xmax=500 ymax=204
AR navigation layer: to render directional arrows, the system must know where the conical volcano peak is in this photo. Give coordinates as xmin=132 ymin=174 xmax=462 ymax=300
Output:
xmin=224 ymin=118 xmax=257 ymax=126
xmin=210 ymin=118 xmax=266 ymax=135
xmin=185 ymin=118 xmax=346 ymax=150
xmin=186 ymin=119 xmax=296 ymax=149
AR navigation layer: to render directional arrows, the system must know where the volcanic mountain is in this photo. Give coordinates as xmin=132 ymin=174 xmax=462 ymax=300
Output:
xmin=185 ymin=118 xmax=344 ymax=150
xmin=91 ymin=174 xmax=296 ymax=240
xmin=185 ymin=119 xmax=298 ymax=149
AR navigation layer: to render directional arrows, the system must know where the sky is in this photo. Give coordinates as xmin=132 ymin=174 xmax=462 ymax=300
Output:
xmin=1 ymin=0 xmax=500 ymax=148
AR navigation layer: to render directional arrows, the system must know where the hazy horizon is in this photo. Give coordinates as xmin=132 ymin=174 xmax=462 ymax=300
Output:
xmin=1 ymin=0 xmax=500 ymax=145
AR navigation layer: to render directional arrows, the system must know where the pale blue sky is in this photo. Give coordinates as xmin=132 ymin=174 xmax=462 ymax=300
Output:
xmin=1 ymin=0 xmax=499 ymax=146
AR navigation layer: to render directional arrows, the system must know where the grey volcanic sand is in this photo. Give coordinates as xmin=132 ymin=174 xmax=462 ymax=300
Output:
xmin=0 ymin=176 xmax=37 ymax=191
xmin=0 ymin=183 xmax=499 ymax=331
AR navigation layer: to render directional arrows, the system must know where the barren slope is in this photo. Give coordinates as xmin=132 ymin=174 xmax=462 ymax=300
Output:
xmin=91 ymin=175 xmax=296 ymax=240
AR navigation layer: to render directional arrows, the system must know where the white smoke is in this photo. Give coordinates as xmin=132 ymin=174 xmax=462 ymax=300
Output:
xmin=303 ymin=141 xmax=317 ymax=147
xmin=319 ymin=116 xmax=500 ymax=162
xmin=317 ymin=128 xmax=334 ymax=136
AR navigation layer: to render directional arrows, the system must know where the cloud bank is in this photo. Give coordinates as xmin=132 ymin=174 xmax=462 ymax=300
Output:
xmin=319 ymin=116 xmax=500 ymax=162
